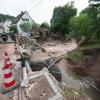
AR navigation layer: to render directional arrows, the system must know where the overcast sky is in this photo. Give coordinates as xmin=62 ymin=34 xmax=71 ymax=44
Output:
xmin=0 ymin=0 xmax=89 ymax=24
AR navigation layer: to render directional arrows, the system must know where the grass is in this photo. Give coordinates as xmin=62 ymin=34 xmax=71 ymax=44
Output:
xmin=66 ymin=50 xmax=85 ymax=64
xmin=77 ymin=43 xmax=100 ymax=51
xmin=65 ymin=42 xmax=100 ymax=64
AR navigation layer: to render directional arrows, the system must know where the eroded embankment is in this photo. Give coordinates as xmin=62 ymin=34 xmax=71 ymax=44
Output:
xmin=66 ymin=48 xmax=100 ymax=89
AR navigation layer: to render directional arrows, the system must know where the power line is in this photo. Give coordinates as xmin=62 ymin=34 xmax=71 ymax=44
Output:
xmin=29 ymin=0 xmax=43 ymax=12
xmin=24 ymin=0 xmax=26 ymax=11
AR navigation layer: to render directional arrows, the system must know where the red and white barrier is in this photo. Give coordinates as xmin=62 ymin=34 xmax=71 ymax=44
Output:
xmin=3 ymin=62 xmax=16 ymax=89
xmin=14 ymin=43 xmax=18 ymax=54
xmin=5 ymin=51 xmax=13 ymax=68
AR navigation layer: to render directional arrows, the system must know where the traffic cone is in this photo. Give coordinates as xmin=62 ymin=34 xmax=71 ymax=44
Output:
xmin=5 ymin=51 xmax=13 ymax=68
xmin=14 ymin=43 xmax=18 ymax=54
xmin=3 ymin=62 xmax=16 ymax=89
xmin=0 ymin=62 xmax=18 ymax=94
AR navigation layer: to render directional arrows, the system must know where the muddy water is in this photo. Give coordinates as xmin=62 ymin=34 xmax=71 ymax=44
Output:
xmin=31 ymin=58 xmax=100 ymax=100
xmin=30 ymin=39 xmax=100 ymax=99
xmin=56 ymin=59 xmax=100 ymax=100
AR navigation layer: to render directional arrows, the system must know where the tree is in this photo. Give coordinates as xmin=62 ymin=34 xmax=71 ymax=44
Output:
xmin=40 ymin=22 xmax=49 ymax=29
xmin=32 ymin=20 xmax=39 ymax=29
xmin=69 ymin=14 xmax=93 ymax=41
xmin=0 ymin=13 xmax=15 ymax=22
xmin=20 ymin=22 xmax=32 ymax=32
xmin=9 ymin=26 xmax=18 ymax=33
xmin=81 ymin=2 xmax=100 ymax=42
xmin=89 ymin=0 xmax=100 ymax=2
xmin=50 ymin=3 xmax=77 ymax=36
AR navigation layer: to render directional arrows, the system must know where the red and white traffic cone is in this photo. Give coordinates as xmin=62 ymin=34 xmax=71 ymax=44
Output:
xmin=5 ymin=51 xmax=13 ymax=68
xmin=14 ymin=43 xmax=18 ymax=54
xmin=0 ymin=62 xmax=18 ymax=94
xmin=3 ymin=62 xmax=16 ymax=89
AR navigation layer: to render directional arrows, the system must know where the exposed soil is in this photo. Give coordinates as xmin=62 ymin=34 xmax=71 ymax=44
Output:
xmin=55 ymin=58 xmax=100 ymax=100
xmin=31 ymin=39 xmax=77 ymax=61
xmin=67 ymin=48 xmax=100 ymax=89
xmin=19 ymin=36 xmax=100 ymax=99
xmin=30 ymin=39 xmax=100 ymax=89
xmin=84 ymin=49 xmax=100 ymax=88
xmin=27 ymin=75 xmax=55 ymax=100
xmin=30 ymin=39 xmax=77 ymax=82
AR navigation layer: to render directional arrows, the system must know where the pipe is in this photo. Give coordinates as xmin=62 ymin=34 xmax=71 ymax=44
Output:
xmin=25 ymin=60 xmax=32 ymax=74
xmin=16 ymin=37 xmax=30 ymax=87
xmin=21 ymin=67 xmax=29 ymax=88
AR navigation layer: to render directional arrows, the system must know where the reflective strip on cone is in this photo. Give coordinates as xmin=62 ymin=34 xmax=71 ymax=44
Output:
xmin=4 ymin=52 xmax=13 ymax=68
xmin=4 ymin=76 xmax=14 ymax=83
xmin=4 ymin=72 xmax=12 ymax=78
xmin=4 ymin=69 xmax=11 ymax=74
xmin=7 ymin=63 xmax=13 ymax=68
xmin=4 ymin=80 xmax=16 ymax=89
xmin=6 ymin=61 xmax=13 ymax=68
xmin=4 ymin=64 xmax=9 ymax=69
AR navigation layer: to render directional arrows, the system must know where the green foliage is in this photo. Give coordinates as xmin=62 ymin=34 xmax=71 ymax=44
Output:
xmin=9 ymin=26 xmax=18 ymax=33
xmin=0 ymin=33 xmax=8 ymax=41
xmin=40 ymin=21 xmax=49 ymax=29
xmin=66 ymin=51 xmax=85 ymax=64
xmin=69 ymin=14 xmax=94 ymax=40
xmin=80 ymin=3 xmax=100 ymax=43
xmin=1 ymin=33 xmax=8 ymax=37
xmin=0 ymin=13 xmax=15 ymax=22
xmin=32 ymin=21 xmax=39 ymax=29
xmin=79 ymin=43 xmax=100 ymax=50
xmin=89 ymin=0 xmax=100 ymax=2
xmin=50 ymin=3 xmax=77 ymax=35
xmin=20 ymin=22 xmax=32 ymax=32
xmin=80 ymin=5 xmax=98 ymax=24
xmin=20 ymin=20 xmax=38 ymax=32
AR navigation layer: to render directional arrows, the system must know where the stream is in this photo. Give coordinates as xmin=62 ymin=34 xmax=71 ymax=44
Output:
xmin=59 ymin=66 xmax=100 ymax=100
xmin=29 ymin=38 xmax=100 ymax=100
xmin=31 ymin=58 xmax=100 ymax=100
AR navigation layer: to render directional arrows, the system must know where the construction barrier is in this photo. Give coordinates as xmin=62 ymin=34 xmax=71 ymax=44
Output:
xmin=0 ymin=51 xmax=19 ymax=94
xmin=14 ymin=43 xmax=18 ymax=54
xmin=3 ymin=62 xmax=16 ymax=89
xmin=5 ymin=51 xmax=13 ymax=68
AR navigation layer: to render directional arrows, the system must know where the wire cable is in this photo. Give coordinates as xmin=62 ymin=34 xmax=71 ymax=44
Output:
xmin=29 ymin=0 xmax=43 ymax=12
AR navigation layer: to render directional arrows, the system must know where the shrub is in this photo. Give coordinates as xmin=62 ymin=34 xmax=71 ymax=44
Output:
xmin=1 ymin=33 xmax=8 ymax=41
xmin=66 ymin=50 xmax=85 ymax=64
